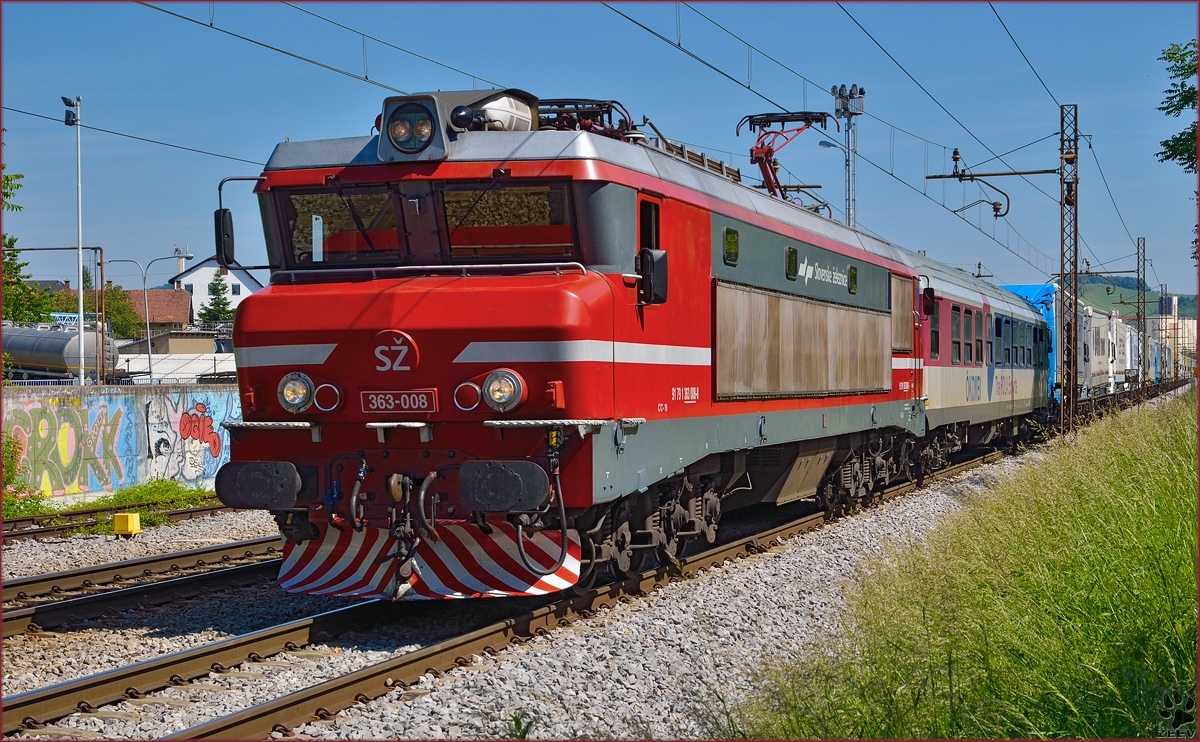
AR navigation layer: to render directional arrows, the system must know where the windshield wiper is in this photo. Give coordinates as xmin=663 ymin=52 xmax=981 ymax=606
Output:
xmin=447 ymin=177 xmax=506 ymax=240
xmin=329 ymin=180 xmax=378 ymax=252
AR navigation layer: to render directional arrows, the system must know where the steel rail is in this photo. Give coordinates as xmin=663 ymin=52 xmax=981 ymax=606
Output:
xmin=3 ymin=536 xmax=281 ymax=603
xmin=2 ymin=601 xmax=392 ymax=735
xmin=6 ymin=379 xmax=1190 ymax=737
xmin=3 ymin=499 xmax=220 ymax=532
xmin=168 ymin=452 xmax=1010 ymax=740
xmin=2 ymin=560 xmax=282 ymax=639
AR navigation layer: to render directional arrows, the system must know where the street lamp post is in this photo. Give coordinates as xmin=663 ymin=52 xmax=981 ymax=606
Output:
xmin=63 ymin=95 xmax=83 ymax=384
xmin=111 ymin=247 xmax=193 ymax=383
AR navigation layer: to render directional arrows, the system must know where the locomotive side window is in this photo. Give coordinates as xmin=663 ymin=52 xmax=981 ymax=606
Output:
xmin=975 ymin=310 xmax=984 ymax=366
xmin=929 ymin=299 xmax=940 ymax=360
xmin=723 ymin=228 xmax=739 ymax=266
xmin=951 ymin=305 xmax=961 ymax=365
xmin=786 ymin=247 xmax=799 ymax=280
xmin=964 ymin=308 xmax=973 ymax=365
xmin=639 ymin=199 xmax=660 ymax=252
xmin=444 ymin=182 xmax=576 ymax=260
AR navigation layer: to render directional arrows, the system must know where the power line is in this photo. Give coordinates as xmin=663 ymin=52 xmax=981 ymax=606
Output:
xmin=138 ymin=3 xmax=408 ymax=95
xmin=677 ymin=2 xmax=952 ymax=149
xmin=601 ymin=3 xmax=790 ymax=112
xmin=2 ymin=106 xmax=265 ymax=165
xmin=988 ymin=3 xmax=1059 ymax=107
xmin=836 ymin=3 xmax=1059 ymax=207
xmin=1086 ymin=141 xmax=1137 ymax=248
xmin=280 ymin=3 xmax=504 ymax=89
xmin=963 ymin=131 xmax=1057 ymax=170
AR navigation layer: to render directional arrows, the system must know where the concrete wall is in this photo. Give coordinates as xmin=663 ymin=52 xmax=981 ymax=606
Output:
xmin=3 ymin=384 xmax=240 ymax=503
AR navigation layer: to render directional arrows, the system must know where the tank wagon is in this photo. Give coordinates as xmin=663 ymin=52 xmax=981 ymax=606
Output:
xmin=1 ymin=324 xmax=119 ymax=381
xmin=214 ymin=89 xmax=1052 ymax=600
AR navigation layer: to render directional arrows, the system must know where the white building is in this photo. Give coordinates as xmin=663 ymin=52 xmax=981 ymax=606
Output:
xmin=168 ymin=255 xmax=265 ymax=319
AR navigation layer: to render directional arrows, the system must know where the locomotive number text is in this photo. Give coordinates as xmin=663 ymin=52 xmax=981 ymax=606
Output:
xmin=360 ymin=390 xmax=438 ymax=413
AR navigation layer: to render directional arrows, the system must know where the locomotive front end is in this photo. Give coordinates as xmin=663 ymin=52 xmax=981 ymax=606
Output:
xmin=215 ymin=89 xmax=616 ymax=599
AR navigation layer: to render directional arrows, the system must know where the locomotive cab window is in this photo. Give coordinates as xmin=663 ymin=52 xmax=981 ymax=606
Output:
xmin=951 ymin=305 xmax=961 ymax=365
xmin=444 ymin=181 xmax=577 ymax=260
xmin=279 ymin=188 xmax=401 ymax=266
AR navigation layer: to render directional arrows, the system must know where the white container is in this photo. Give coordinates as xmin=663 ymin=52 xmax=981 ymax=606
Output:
xmin=477 ymin=94 xmax=533 ymax=132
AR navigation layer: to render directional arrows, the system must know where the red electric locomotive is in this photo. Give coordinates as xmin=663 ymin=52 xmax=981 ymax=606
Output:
xmin=215 ymin=89 xmax=951 ymax=600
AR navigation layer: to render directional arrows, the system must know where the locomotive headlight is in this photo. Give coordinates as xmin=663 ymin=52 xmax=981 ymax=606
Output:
xmin=482 ymin=369 xmax=525 ymax=413
xmin=278 ymin=372 xmax=315 ymax=413
xmin=387 ymin=103 xmax=435 ymax=153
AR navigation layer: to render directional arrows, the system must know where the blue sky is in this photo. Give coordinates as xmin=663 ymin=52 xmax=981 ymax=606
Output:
xmin=2 ymin=2 xmax=1196 ymax=294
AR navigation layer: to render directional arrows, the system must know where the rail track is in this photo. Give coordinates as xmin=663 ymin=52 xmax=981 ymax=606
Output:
xmin=2 ymin=448 xmax=1004 ymax=739
xmin=3 ymin=501 xmax=236 ymax=542
xmin=3 ymin=379 xmax=1190 ymax=739
xmin=2 ymin=537 xmax=282 ymax=639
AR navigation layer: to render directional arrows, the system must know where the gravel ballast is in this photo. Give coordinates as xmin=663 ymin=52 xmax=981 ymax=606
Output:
xmin=2 ymin=510 xmax=278 ymax=580
xmin=11 ymin=449 xmax=1027 ymax=740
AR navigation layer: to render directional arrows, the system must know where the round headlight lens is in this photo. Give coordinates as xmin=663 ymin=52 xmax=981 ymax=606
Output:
xmin=387 ymin=103 xmax=435 ymax=153
xmin=482 ymin=369 xmax=524 ymax=413
xmin=278 ymin=372 xmax=314 ymax=413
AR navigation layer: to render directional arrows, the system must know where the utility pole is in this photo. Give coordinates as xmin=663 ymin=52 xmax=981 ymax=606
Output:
xmin=63 ymin=95 xmax=83 ymax=385
xmin=831 ymin=84 xmax=864 ymax=229
xmin=1059 ymin=104 xmax=1080 ymax=435
xmin=1136 ymin=237 xmax=1146 ymax=386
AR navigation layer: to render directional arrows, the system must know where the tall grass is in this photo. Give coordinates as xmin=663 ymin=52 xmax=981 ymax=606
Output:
xmin=731 ymin=390 xmax=1197 ymax=739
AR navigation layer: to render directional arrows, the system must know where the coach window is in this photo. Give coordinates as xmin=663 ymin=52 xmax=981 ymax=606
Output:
xmin=1026 ymin=324 xmax=1032 ymax=367
xmin=1003 ymin=318 xmax=1011 ymax=367
xmin=985 ymin=312 xmax=993 ymax=366
xmin=975 ymin=310 xmax=984 ymax=366
xmin=964 ymin=309 xmax=973 ymax=365
xmin=951 ymin=305 xmax=962 ymax=365
xmin=930 ymin=299 xmax=940 ymax=359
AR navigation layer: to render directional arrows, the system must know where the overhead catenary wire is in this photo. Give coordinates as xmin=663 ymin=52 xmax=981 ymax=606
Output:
xmin=988 ymin=3 xmax=1060 ymax=107
xmin=2 ymin=106 xmax=265 ymax=165
xmin=280 ymin=3 xmax=504 ymax=89
xmin=608 ymin=3 xmax=1052 ymax=275
xmin=837 ymin=3 xmax=1059 ymax=207
xmin=138 ymin=2 xmax=409 ymax=95
xmin=677 ymin=2 xmax=952 ymax=150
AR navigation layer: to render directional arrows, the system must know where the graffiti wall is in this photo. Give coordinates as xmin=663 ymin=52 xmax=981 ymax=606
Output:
xmin=3 ymin=385 xmax=240 ymax=501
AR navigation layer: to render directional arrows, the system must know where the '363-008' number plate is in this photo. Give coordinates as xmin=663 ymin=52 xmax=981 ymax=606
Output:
xmin=360 ymin=390 xmax=438 ymax=413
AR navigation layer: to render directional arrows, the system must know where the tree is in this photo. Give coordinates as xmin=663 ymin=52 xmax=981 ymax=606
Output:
xmin=81 ymin=265 xmax=94 ymax=291
xmin=198 ymin=271 xmax=237 ymax=324
xmin=49 ymin=284 xmax=144 ymax=339
xmin=1155 ymin=40 xmax=1197 ymax=260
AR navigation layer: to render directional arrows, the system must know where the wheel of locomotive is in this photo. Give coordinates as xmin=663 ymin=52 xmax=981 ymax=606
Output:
xmin=606 ymin=497 xmax=645 ymax=580
xmin=655 ymin=497 xmax=691 ymax=567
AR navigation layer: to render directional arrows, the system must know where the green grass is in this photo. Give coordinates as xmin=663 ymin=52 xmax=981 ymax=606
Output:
xmin=3 ymin=476 xmax=217 ymax=533
xmin=728 ymin=390 xmax=1197 ymax=739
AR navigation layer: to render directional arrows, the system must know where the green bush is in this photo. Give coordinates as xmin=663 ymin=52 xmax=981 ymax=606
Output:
xmin=732 ymin=390 xmax=1197 ymax=739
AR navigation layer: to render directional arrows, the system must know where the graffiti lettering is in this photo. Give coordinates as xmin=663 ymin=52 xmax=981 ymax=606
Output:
xmin=179 ymin=402 xmax=221 ymax=458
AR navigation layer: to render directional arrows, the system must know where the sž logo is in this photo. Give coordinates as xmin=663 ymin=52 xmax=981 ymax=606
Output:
xmin=371 ymin=329 xmax=420 ymax=379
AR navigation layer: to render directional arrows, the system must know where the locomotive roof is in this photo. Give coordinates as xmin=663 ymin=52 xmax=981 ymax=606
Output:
xmin=266 ymin=127 xmax=1043 ymax=319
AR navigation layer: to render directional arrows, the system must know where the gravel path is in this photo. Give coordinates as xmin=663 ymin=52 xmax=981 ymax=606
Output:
xmin=2 ymin=510 xmax=278 ymax=580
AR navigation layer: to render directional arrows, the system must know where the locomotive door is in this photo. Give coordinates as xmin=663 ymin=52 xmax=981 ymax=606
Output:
xmin=612 ymin=192 xmax=709 ymax=420
xmin=891 ymin=274 xmax=918 ymax=401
